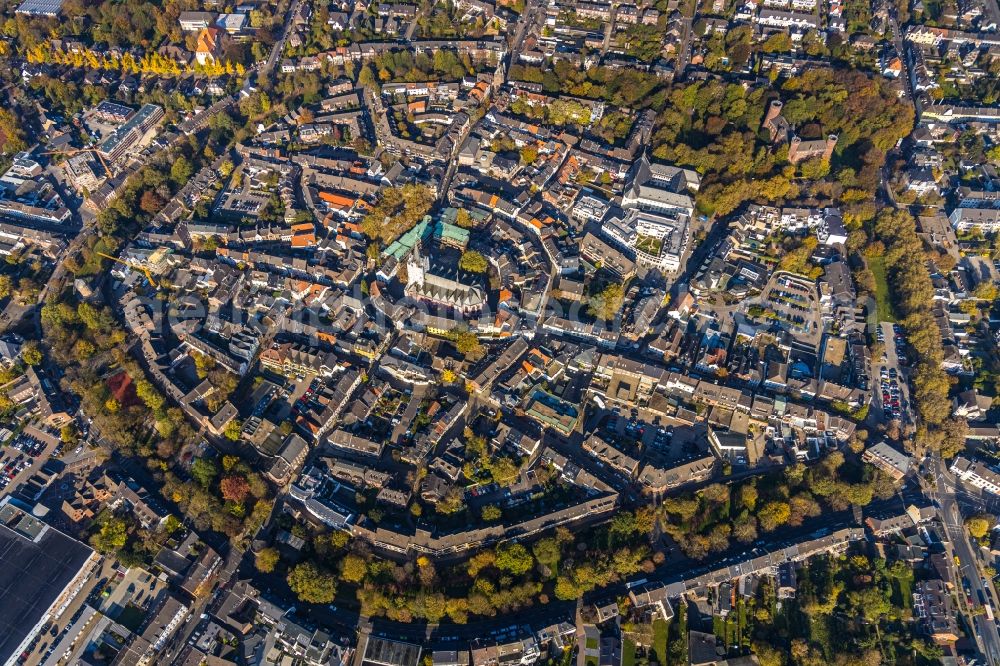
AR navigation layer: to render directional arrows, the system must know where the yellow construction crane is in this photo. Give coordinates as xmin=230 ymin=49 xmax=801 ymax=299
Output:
xmin=40 ymin=146 xmax=113 ymax=177
xmin=96 ymin=252 xmax=160 ymax=288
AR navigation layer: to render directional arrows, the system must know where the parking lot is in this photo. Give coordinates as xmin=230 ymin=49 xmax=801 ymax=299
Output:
xmin=754 ymin=272 xmax=823 ymax=348
xmin=873 ymin=322 xmax=912 ymax=428
xmin=0 ymin=428 xmax=62 ymax=496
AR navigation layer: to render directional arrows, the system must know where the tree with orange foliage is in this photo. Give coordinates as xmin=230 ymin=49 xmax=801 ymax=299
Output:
xmin=220 ymin=475 xmax=251 ymax=503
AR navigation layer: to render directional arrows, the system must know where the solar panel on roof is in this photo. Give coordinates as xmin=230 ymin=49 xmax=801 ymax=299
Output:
xmin=16 ymin=0 xmax=63 ymax=15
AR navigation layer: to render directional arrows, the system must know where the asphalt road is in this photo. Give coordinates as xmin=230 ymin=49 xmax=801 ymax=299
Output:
xmin=23 ymin=2 xmax=957 ymax=660
xmin=674 ymin=0 xmax=696 ymax=75
xmin=435 ymin=0 xmax=537 ymax=202
xmin=887 ymin=13 xmax=916 ymax=108
xmin=929 ymin=456 xmax=1000 ymax=664
xmin=507 ymin=0 xmax=542 ymax=66
xmin=263 ymin=0 xmax=303 ymax=78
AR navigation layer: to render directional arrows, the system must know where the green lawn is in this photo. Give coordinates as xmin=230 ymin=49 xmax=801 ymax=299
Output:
xmin=891 ymin=573 xmax=914 ymax=614
xmin=869 ymin=256 xmax=897 ymax=323
xmin=713 ymin=615 xmax=726 ymax=642
xmin=652 ymin=618 xmax=668 ymax=663
xmin=622 ymin=639 xmax=636 ymax=666
xmin=713 ymin=613 xmax=740 ymax=649
xmin=737 ymin=600 xmax=749 ymax=649
xmin=636 ymin=234 xmax=663 ymax=256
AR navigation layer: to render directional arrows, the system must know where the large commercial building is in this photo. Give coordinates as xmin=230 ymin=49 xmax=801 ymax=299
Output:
xmin=950 ymin=206 xmax=1000 ymax=233
xmin=597 ymin=154 xmax=694 ymax=274
xmin=97 ymin=104 xmax=165 ymax=166
xmin=403 ymin=245 xmax=485 ymax=315
xmin=0 ymin=498 xmax=99 ymax=666
xmin=601 ymin=208 xmax=690 ymax=273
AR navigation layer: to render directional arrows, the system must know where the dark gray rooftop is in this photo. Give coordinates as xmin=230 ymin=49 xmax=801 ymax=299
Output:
xmin=0 ymin=502 xmax=94 ymax=664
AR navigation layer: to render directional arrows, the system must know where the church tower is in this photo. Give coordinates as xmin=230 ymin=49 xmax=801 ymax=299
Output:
xmin=406 ymin=243 xmax=425 ymax=287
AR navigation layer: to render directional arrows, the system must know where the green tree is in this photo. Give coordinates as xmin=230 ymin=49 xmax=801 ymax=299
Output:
xmin=224 ymin=419 xmax=242 ymax=441
xmin=170 ymin=156 xmax=194 ymax=185
xmin=21 ymin=341 xmax=41 ymax=366
xmin=737 ymin=484 xmax=758 ymax=511
xmin=532 ymin=537 xmax=561 ymax=574
xmin=340 ymin=553 xmax=368 ymax=583
xmin=555 ymin=575 xmax=579 ymax=600
xmin=454 ymin=209 xmax=474 ymax=229
xmin=966 ymin=515 xmax=992 ymax=539
xmin=358 ymin=64 xmax=378 ymax=90
xmin=191 ymin=457 xmax=219 ymax=489
xmin=757 ymin=501 xmax=792 ymax=531
xmin=762 ymin=32 xmax=792 ymax=53
xmin=360 ymin=185 xmax=435 ymax=243
xmin=494 ymin=543 xmax=534 ymax=576
xmin=459 ymin=250 xmax=488 ymax=274
xmin=485 ymin=456 xmax=519 ymax=484
xmin=92 ymin=516 xmax=128 ymax=553
xmin=609 ymin=511 xmax=639 ymax=545
xmin=437 ymin=487 xmax=464 ymax=514
xmin=752 ymin=642 xmax=786 ymax=666
xmin=163 ymin=515 xmax=182 ymax=534
xmin=732 ymin=515 xmax=758 ymax=544
xmin=481 ymin=504 xmax=502 ymax=521
xmin=988 ymin=144 xmax=1000 ymax=165
xmin=329 ymin=531 xmax=350 ymax=549
xmin=255 ymin=547 xmax=280 ymax=573
xmin=134 ymin=379 xmax=166 ymax=412
xmin=74 ymin=339 xmax=96 ymax=360
xmin=0 ymin=109 xmax=26 ymax=154
xmin=448 ymin=327 xmax=484 ymax=361
xmin=59 ymin=423 xmax=78 ymax=444
xmin=847 ymin=587 xmax=891 ymax=623
xmin=287 ymin=562 xmax=338 ymax=603
xmin=193 ymin=352 xmax=216 ymax=379
xmin=588 ymin=283 xmax=624 ymax=321
xmin=974 ymin=282 xmax=998 ymax=301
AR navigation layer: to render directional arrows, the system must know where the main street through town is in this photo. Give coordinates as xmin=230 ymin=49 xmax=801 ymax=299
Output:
xmin=926 ymin=455 xmax=1000 ymax=664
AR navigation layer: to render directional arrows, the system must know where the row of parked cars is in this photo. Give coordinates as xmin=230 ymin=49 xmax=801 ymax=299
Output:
xmin=880 ymin=366 xmax=903 ymax=420
xmin=0 ymin=453 xmax=31 ymax=489
xmin=11 ymin=433 xmax=47 ymax=457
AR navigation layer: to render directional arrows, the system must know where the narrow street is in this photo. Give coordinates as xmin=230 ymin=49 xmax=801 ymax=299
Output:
xmin=674 ymin=0 xmax=697 ymax=75
xmin=262 ymin=0 xmax=303 ymax=78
